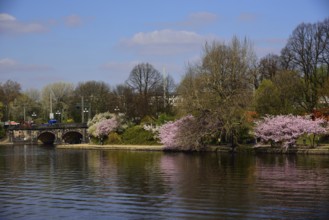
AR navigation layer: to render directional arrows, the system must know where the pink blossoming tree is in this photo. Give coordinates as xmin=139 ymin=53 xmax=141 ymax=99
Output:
xmin=87 ymin=112 xmax=121 ymax=143
xmin=254 ymin=115 xmax=327 ymax=148
xmin=87 ymin=111 xmax=113 ymax=137
xmin=158 ymin=115 xmax=196 ymax=150
xmin=94 ymin=117 xmax=119 ymax=138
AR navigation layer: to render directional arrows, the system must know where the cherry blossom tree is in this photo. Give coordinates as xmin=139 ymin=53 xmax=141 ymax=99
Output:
xmin=254 ymin=115 xmax=327 ymax=148
xmin=94 ymin=117 xmax=119 ymax=137
xmin=87 ymin=111 xmax=113 ymax=136
xmin=87 ymin=111 xmax=121 ymax=142
xmin=158 ymin=115 xmax=195 ymax=149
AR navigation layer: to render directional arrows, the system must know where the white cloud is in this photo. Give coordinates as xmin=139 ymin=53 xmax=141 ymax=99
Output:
xmin=120 ymin=29 xmax=215 ymax=56
xmin=0 ymin=58 xmax=16 ymax=66
xmin=0 ymin=58 xmax=52 ymax=73
xmin=0 ymin=13 xmax=48 ymax=34
xmin=0 ymin=13 xmax=16 ymax=21
xmin=64 ymin=14 xmax=82 ymax=27
xmin=0 ymin=13 xmax=90 ymax=35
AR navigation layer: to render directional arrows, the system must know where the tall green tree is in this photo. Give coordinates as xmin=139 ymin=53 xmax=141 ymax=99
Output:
xmin=255 ymin=79 xmax=281 ymax=115
xmin=0 ymin=80 xmax=21 ymax=121
xmin=255 ymin=71 xmax=304 ymax=116
xmin=177 ymin=37 xmax=256 ymax=148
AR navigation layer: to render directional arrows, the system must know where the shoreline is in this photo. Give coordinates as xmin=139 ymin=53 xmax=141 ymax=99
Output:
xmin=251 ymin=145 xmax=329 ymax=155
xmin=56 ymin=144 xmax=165 ymax=151
xmin=1 ymin=141 xmax=329 ymax=154
xmin=56 ymin=144 xmax=329 ymax=154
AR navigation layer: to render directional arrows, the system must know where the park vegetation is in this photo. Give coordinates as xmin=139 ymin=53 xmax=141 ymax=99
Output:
xmin=1 ymin=18 xmax=329 ymax=151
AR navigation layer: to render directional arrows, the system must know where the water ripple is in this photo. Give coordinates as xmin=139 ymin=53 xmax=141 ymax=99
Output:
xmin=1 ymin=146 xmax=329 ymax=219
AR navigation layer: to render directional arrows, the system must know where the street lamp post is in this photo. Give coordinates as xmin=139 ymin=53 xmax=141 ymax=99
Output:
xmin=83 ymin=108 xmax=89 ymax=122
xmin=114 ymin=106 xmax=120 ymax=115
xmin=31 ymin=112 xmax=37 ymax=124
xmin=55 ymin=110 xmax=61 ymax=123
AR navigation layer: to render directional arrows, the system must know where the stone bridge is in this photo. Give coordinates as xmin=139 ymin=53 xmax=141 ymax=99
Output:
xmin=8 ymin=123 xmax=88 ymax=145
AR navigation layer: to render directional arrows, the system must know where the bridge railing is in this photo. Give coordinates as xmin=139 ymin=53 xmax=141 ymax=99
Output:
xmin=8 ymin=123 xmax=88 ymax=130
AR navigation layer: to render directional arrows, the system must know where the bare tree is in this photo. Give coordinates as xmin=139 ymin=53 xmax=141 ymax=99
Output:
xmin=126 ymin=63 xmax=162 ymax=118
xmin=161 ymin=74 xmax=176 ymax=113
xmin=281 ymin=18 xmax=329 ymax=112
xmin=113 ymin=84 xmax=137 ymax=119
xmin=258 ymin=53 xmax=282 ymax=82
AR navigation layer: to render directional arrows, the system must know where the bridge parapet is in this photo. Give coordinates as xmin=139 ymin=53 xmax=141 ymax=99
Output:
xmin=8 ymin=123 xmax=88 ymax=145
xmin=8 ymin=123 xmax=87 ymax=130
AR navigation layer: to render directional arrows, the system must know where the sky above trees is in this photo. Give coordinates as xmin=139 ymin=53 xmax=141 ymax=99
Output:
xmin=0 ymin=0 xmax=328 ymax=90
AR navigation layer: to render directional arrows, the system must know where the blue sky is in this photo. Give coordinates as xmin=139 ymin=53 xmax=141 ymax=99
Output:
xmin=0 ymin=0 xmax=328 ymax=90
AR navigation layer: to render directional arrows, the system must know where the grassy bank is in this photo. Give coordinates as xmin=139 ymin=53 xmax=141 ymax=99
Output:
xmin=57 ymin=144 xmax=329 ymax=154
xmin=56 ymin=144 xmax=164 ymax=151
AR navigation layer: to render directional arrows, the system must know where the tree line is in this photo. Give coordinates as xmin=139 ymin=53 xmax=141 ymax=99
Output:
xmin=1 ymin=18 xmax=329 ymax=148
xmin=0 ymin=63 xmax=175 ymax=125
xmin=172 ymin=17 xmax=329 ymax=149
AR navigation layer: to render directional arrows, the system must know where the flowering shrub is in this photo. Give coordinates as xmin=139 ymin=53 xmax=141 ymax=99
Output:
xmin=94 ymin=117 xmax=119 ymax=137
xmin=158 ymin=115 xmax=194 ymax=149
xmin=254 ymin=115 xmax=327 ymax=148
xmin=87 ymin=111 xmax=113 ymax=137
xmin=87 ymin=111 xmax=121 ymax=139
xmin=87 ymin=111 xmax=113 ymax=127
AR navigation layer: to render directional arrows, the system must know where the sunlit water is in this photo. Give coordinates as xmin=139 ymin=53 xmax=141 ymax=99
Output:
xmin=0 ymin=145 xmax=329 ymax=219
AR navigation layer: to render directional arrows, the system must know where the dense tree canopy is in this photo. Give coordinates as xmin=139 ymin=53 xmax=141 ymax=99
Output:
xmin=0 ymin=80 xmax=21 ymax=121
xmin=177 ymin=37 xmax=256 ymax=149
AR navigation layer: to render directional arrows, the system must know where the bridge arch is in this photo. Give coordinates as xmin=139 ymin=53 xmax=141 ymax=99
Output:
xmin=62 ymin=131 xmax=83 ymax=144
xmin=38 ymin=131 xmax=56 ymax=145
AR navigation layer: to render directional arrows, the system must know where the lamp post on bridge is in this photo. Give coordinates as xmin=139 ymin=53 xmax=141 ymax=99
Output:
xmin=55 ymin=110 xmax=61 ymax=123
xmin=31 ymin=112 xmax=37 ymax=119
xmin=83 ymin=108 xmax=89 ymax=122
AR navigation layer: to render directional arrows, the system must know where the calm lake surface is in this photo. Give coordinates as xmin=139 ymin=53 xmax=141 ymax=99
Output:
xmin=0 ymin=145 xmax=329 ymax=220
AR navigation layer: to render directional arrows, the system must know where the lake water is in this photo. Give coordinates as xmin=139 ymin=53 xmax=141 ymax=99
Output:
xmin=0 ymin=145 xmax=329 ymax=220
